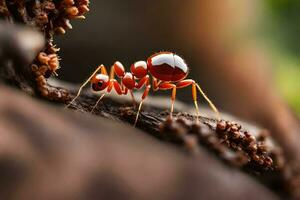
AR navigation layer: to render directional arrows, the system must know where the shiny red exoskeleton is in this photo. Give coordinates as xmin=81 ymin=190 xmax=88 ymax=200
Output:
xmin=67 ymin=52 xmax=220 ymax=126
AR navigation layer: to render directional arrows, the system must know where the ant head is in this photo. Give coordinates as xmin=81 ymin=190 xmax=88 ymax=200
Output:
xmin=91 ymin=74 xmax=110 ymax=91
xmin=131 ymin=61 xmax=148 ymax=79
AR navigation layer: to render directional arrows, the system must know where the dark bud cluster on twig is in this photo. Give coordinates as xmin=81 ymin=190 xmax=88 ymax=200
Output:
xmin=215 ymin=121 xmax=277 ymax=170
xmin=160 ymin=118 xmax=282 ymax=172
xmin=159 ymin=116 xmax=291 ymax=195
xmin=119 ymin=108 xmax=282 ymax=173
xmin=0 ymin=0 xmax=90 ymax=101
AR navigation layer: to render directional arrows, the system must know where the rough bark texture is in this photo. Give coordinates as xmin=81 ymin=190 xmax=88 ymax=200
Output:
xmin=0 ymin=85 xmax=282 ymax=200
xmin=0 ymin=17 xmax=300 ymax=200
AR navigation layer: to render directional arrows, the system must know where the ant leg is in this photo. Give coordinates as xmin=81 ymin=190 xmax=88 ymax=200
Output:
xmin=134 ymin=85 xmax=151 ymax=126
xmin=176 ymin=80 xmax=200 ymax=121
xmin=90 ymin=79 xmax=123 ymax=113
xmin=90 ymin=62 xmax=126 ymax=113
xmin=129 ymin=90 xmax=137 ymax=108
xmin=90 ymin=93 xmax=106 ymax=114
xmin=132 ymin=75 xmax=150 ymax=109
xmin=134 ymin=100 xmax=144 ymax=127
xmin=157 ymin=82 xmax=177 ymax=118
xmin=101 ymin=65 xmax=108 ymax=75
xmin=136 ymin=75 xmax=150 ymax=89
xmin=192 ymin=84 xmax=200 ymax=121
xmin=65 ymin=65 xmax=106 ymax=108
xmin=171 ymin=87 xmax=176 ymax=117
xmin=195 ymin=83 xmax=220 ymax=120
xmin=110 ymin=65 xmax=115 ymax=79
xmin=176 ymin=79 xmax=220 ymax=121
xmin=121 ymin=87 xmax=136 ymax=108
xmin=112 ymin=79 xmax=125 ymax=95
xmin=152 ymin=77 xmax=161 ymax=91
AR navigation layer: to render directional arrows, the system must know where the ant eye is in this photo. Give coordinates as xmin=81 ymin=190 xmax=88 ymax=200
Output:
xmin=97 ymin=81 xmax=103 ymax=87
xmin=92 ymin=81 xmax=104 ymax=91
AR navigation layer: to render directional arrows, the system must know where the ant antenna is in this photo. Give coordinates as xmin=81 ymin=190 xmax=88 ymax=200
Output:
xmin=195 ymin=83 xmax=220 ymax=121
xmin=90 ymin=93 xmax=106 ymax=114
xmin=134 ymin=99 xmax=144 ymax=126
xmin=65 ymin=65 xmax=104 ymax=109
xmin=109 ymin=65 xmax=115 ymax=79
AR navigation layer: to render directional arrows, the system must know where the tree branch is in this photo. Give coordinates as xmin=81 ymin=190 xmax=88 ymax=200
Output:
xmin=0 ymin=20 xmax=299 ymax=199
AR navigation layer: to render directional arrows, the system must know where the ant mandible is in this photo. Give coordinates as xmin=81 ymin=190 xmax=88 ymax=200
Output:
xmin=66 ymin=52 xmax=220 ymax=126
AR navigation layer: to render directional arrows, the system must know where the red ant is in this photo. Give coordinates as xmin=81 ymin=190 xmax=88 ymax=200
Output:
xmin=66 ymin=52 xmax=220 ymax=126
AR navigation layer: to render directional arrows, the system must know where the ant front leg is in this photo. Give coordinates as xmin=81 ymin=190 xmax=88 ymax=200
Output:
xmin=134 ymin=75 xmax=151 ymax=126
xmin=134 ymin=84 xmax=151 ymax=126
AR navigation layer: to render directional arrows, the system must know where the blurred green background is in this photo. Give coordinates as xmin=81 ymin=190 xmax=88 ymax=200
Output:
xmin=265 ymin=0 xmax=300 ymax=116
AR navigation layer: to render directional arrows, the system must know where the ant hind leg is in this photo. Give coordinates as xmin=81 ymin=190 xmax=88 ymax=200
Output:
xmin=195 ymin=83 xmax=220 ymax=121
xmin=176 ymin=80 xmax=201 ymax=122
xmin=176 ymin=80 xmax=220 ymax=121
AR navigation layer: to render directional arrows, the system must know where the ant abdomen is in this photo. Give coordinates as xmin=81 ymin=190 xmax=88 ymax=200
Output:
xmin=147 ymin=52 xmax=189 ymax=82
